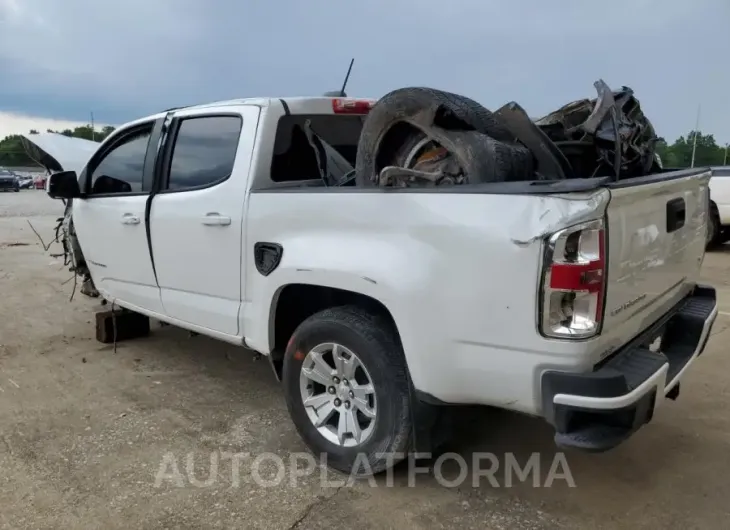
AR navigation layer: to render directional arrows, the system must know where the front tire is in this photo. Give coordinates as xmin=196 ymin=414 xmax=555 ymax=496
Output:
xmin=282 ymin=306 xmax=412 ymax=476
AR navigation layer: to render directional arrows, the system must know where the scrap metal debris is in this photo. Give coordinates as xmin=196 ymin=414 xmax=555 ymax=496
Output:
xmin=379 ymin=145 xmax=467 ymax=187
xmin=351 ymin=79 xmax=660 ymax=187
xmin=535 ymin=79 xmax=660 ymax=180
xmin=27 ymin=216 xmax=83 ymax=301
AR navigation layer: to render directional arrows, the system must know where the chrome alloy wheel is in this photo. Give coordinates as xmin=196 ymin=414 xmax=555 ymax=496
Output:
xmin=298 ymin=342 xmax=377 ymax=447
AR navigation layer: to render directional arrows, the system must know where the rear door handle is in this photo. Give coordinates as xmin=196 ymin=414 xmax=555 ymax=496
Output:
xmin=201 ymin=213 xmax=231 ymax=226
xmin=121 ymin=213 xmax=140 ymax=225
xmin=666 ymin=198 xmax=686 ymax=233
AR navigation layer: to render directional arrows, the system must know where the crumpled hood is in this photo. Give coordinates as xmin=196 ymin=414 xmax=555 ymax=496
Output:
xmin=19 ymin=133 xmax=100 ymax=176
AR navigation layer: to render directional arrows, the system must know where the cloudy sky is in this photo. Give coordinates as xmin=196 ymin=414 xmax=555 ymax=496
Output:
xmin=1 ymin=0 xmax=728 ymax=143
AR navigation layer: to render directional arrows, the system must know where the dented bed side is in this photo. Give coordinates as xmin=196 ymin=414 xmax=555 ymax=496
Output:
xmin=243 ymin=187 xmax=613 ymax=413
xmin=244 ymin=166 xmax=711 ymax=413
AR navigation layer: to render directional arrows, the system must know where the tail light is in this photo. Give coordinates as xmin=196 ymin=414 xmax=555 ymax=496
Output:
xmin=539 ymin=219 xmax=606 ymax=339
xmin=331 ymin=98 xmax=373 ymax=114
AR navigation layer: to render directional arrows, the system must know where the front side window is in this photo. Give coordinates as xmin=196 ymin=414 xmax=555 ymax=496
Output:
xmin=166 ymin=116 xmax=242 ymax=191
xmin=89 ymin=128 xmax=151 ymax=194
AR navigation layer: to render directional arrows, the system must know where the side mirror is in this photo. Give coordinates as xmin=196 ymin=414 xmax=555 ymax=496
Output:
xmin=47 ymin=171 xmax=81 ymax=199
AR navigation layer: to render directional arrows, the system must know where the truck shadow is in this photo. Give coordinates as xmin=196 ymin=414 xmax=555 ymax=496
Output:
xmin=107 ymin=323 xmax=719 ymax=525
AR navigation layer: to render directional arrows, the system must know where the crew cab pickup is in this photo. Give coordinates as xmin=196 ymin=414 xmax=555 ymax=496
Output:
xmin=35 ymin=95 xmax=717 ymax=475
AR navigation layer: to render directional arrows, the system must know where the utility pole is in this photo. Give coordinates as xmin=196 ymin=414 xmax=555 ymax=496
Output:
xmin=690 ymin=104 xmax=700 ymax=168
xmin=90 ymin=111 xmax=95 ymax=141
xmin=724 ymin=143 xmax=729 ymax=166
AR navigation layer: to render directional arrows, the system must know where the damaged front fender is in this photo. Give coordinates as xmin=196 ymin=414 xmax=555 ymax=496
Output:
xmin=21 ymin=133 xmax=101 ymax=298
xmin=57 ymin=200 xmax=99 ymax=298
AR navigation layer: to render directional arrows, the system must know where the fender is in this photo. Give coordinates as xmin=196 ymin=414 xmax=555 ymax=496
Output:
xmin=241 ymin=232 xmax=438 ymax=388
xmin=20 ymin=133 xmax=102 ymax=295
xmin=240 ymin=235 xmax=453 ymax=455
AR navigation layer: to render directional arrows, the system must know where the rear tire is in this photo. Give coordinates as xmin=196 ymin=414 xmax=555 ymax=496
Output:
xmin=282 ymin=306 xmax=412 ymax=476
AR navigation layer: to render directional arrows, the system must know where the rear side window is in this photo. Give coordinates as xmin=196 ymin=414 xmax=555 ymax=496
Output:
xmin=166 ymin=115 xmax=242 ymax=191
xmin=270 ymin=115 xmax=364 ymax=182
xmin=713 ymin=168 xmax=730 ymax=177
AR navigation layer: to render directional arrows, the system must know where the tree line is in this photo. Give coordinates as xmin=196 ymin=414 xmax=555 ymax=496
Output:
xmin=656 ymin=131 xmax=729 ymax=168
xmin=0 ymin=125 xmax=117 ymax=167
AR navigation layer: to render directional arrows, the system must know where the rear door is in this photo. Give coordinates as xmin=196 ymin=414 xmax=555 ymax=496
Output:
xmin=72 ymin=120 xmax=165 ymax=313
xmin=149 ymin=106 xmax=260 ymax=336
xmin=602 ymin=170 xmax=710 ymax=331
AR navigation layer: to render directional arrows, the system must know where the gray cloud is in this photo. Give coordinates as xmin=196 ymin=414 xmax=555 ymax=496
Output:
xmin=1 ymin=0 xmax=728 ymax=142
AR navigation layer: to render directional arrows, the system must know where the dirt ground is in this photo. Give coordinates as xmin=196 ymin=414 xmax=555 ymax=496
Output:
xmin=1 ymin=190 xmax=729 ymax=530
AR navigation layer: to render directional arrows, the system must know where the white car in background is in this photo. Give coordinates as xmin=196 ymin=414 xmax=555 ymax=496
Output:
xmin=707 ymin=166 xmax=730 ymax=247
xmin=17 ymin=175 xmax=34 ymax=189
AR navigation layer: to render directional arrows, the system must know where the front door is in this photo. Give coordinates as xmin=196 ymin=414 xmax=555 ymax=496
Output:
xmin=149 ymin=106 xmax=259 ymax=336
xmin=72 ymin=120 xmax=164 ymax=314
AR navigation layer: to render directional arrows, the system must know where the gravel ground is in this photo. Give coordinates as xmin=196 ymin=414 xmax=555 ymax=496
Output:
xmin=1 ymin=190 xmax=730 ymax=529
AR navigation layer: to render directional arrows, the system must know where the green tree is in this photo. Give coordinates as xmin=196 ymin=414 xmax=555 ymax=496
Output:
xmin=655 ymin=136 xmax=669 ymax=165
xmin=660 ymin=131 xmax=727 ymax=168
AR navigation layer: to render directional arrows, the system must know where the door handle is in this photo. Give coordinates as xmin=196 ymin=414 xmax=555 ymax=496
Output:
xmin=201 ymin=213 xmax=231 ymax=226
xmin=121 ymin=213 xmax=140 ymax=225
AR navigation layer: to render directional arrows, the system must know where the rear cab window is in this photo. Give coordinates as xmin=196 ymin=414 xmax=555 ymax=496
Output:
xmin=270 ymin=114 xmax=365 ymax=183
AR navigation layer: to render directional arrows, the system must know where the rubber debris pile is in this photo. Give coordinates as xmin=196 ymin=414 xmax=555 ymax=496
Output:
xmin=352 ymin=79 xmax=661 ymax=187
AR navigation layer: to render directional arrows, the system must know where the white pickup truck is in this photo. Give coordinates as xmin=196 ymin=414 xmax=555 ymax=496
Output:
xmin=29 ymin=93 xmax=717 ymax=475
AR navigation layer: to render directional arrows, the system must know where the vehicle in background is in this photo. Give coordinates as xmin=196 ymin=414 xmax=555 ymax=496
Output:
xmin=707 ymin=166 xmax=730 ymax=248
xmin=17 ymin=176 xmax=34 ymax=189
xmin=33 ymin=175 xmax=48 ymax=190
xmin=0 ymin=169 xmax=20 ymax=192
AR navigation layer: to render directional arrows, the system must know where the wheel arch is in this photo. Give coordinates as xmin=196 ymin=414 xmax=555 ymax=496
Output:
xmin=272 ymin=285 xmax=447 ymax=459
xmin=267 ymin=283 xmax=402 ymax=379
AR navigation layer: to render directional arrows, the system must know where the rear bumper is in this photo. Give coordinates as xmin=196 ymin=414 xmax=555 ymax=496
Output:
xmin=541 ymin=284 xmax=717 ymax=452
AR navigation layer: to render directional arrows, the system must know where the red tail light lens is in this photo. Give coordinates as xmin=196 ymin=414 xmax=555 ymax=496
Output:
xmin=539 ymin=219 xmax=606 ymax=338
xmin=331 ymin=98 xmax=373 ymax=114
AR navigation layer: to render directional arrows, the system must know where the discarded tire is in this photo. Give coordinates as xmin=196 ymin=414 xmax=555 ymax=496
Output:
xmin=355 ymin=87 xmax=533 ymax=187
